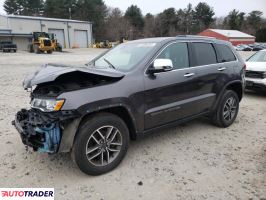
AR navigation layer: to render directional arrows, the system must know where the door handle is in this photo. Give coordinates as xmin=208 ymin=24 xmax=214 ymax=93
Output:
xmin=218 ymin=67 xmax=227 ymax=71
xmin=184 ymin=73 xmax=195 ymax=77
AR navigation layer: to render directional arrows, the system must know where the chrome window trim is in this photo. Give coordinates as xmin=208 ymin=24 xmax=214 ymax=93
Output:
xmin=144 ymin=40 xmax=239 ymax=76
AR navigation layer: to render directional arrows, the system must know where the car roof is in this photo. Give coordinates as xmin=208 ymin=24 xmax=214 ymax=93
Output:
xmin=127 ymin=37 xmax=173 ymax=43
xmin=127 ymin=36 xmax=230 ymax=45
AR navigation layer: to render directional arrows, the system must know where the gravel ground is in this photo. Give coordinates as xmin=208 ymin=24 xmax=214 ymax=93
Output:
xmin=0 ymin=49 xmax=265 ymax=200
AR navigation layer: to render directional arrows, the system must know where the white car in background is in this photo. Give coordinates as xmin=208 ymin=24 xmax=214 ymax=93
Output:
xmin=245 ymin=50 xmax=266 ymax=92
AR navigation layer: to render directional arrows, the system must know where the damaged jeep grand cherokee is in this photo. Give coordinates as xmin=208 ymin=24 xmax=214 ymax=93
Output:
xmin=13 ymin=36 xmax=245 ymax=175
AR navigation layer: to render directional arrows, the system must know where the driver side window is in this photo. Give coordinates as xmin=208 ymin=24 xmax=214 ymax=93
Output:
xmin=157 ymin=43 xmax=189 ymax=70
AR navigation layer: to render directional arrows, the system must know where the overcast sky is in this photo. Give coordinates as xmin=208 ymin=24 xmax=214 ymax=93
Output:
xmin=0 ymin=0 xmax=265 ymax=17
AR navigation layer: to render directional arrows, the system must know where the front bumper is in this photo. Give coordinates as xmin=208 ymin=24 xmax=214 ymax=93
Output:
xmin=12 ymin=109 xmax=80 ymax=153
xmin=245 ymin=77 xmax=266 ymax=91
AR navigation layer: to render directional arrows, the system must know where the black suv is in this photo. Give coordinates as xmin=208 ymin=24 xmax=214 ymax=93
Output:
xmin=13 ymin=36 xmax=245 ymax=175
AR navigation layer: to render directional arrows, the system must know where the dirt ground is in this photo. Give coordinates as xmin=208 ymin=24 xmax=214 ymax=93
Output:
xmin=0 ymin=49 xmax=265 ymax=200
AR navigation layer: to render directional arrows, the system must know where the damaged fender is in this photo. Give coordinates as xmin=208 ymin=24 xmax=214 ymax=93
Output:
xmin=13 ymin=62 xmax=141 ymax=154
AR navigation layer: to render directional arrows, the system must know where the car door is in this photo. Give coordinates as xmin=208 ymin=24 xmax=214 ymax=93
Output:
xmin=144 ymin=42 xmax=202 ymax=130
xmin=191 ymin=42 xmax=235 ymax=109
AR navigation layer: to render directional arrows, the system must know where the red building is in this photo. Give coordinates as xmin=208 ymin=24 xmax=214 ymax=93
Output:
xmin=198 ymin=29 xmax=255 ymax=46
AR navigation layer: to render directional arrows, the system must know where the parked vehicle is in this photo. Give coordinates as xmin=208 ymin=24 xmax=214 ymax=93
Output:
xmin=260 ymin=43 xmax=266 ymax=49
xmin=251 ymin=45 xmax=264 ymax=51
xmin=13 ymin=36 xmax=245 ymax=175
xmin=236 ymin=43 xmax=265 ymax=52
xmin=236 ymin=44 xmax=252 ymax=51
xmin=0 ymin=41 xmax=17 ymax=52
xmin=93 ymin=40 xmax=113 ymax=49
xmin=28 ymin=32 xmax=53 ymax=54
xmin=245 ymin=50 xmax=266 ymax=92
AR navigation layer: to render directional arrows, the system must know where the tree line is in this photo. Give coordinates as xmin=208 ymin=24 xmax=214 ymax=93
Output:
xmin=3 ymin=0 xmax=266 ymax=42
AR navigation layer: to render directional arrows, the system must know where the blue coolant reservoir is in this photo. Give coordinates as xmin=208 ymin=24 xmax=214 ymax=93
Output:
xmin=35 ymin=123 xmax=61 ymax=153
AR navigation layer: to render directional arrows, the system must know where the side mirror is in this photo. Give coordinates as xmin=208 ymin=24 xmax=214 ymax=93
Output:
xmin=147 ymin=59 xmax=173 ymax=74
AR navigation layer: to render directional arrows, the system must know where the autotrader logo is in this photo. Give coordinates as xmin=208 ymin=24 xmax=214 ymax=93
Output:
xmin=0 ymin=188 xmax=54 ymax=200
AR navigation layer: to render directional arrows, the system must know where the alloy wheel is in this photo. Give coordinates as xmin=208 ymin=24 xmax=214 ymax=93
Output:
xmin=86 ymin=126 xmax=122 ymax=167
xmin=223 ymin=97 xmax=237 ymax=122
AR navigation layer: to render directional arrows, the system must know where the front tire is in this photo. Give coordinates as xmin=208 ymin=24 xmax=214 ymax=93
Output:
xmin=28 ymin=44 xmax=34 ymax=53
xmin=34 ymin=45 xmax=41 ymax=54
xmin=73 ymin=113 xmax=129 ymax=176
xmin=212 ymin=90 xmax=239 ymax=128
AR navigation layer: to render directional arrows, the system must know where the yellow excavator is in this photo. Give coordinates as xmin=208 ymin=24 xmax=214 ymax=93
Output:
xmin=28 ymin=32 xmax=53 ymax=54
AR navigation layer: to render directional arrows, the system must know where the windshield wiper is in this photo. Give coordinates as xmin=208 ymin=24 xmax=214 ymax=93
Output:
xmin=103 ymin=58 xmax=116 ymax=69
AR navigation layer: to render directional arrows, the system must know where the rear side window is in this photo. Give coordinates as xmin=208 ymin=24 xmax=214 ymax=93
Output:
xmin=192 ymin=43 xmax=217 ymax=66
xmin=216 ymin=44 xmax=236 ymax=62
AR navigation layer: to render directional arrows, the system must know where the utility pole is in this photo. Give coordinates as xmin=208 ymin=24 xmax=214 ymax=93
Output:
xmin=69 ymin=0 xmax=72 ymax=19
xmin=69 ymin=7 xmax=72 ymax=19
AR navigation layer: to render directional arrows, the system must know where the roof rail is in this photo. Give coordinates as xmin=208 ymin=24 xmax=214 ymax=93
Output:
xmin=176 ymin=35 xmax=216 ymax=39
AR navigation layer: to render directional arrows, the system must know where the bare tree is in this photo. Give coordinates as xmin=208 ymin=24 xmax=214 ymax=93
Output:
xmin=105 ymin=7 xmax=131 ymax=41
xmin=143 ymin=13 xmax=156 ymax=37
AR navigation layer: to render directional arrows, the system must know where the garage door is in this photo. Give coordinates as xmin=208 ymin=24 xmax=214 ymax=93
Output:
xmin=74 ymin=30 xmax=88 ymax=48
xmin=12 ymin=37 xmax=30 ymax=50
xmin=48 ymin=29 xmax=65 ymax=48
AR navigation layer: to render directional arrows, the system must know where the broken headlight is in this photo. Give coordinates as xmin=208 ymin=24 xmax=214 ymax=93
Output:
xmin=31 ymin=98 xmax=65 ymax=112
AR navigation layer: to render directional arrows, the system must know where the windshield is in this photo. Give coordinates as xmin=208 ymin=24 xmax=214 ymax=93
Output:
xmin=94 ymin=42 xmax=157 ymax=72
xmin=247 ymin=51 xmax=266 ymax=62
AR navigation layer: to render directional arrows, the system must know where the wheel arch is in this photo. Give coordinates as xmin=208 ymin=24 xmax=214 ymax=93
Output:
xmin=78 ymin=106 xmax=138 ymax=141
xmin=212 ymin=80 xmax=243 ymax=112
xmin=226 ymin=81 xmax=243 ymax=102
xmin=59 ymin=106 xmax=138 ymax=153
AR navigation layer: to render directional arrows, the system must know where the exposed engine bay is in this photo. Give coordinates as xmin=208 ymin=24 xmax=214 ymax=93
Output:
xmin=31 ymin=71 xmax=122 ymax=98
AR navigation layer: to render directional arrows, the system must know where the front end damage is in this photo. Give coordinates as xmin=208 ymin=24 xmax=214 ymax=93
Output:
xmin=12 ymin=109 xmax=80 ymax=153
xmin=12 ymin=63 xmax=124 ymax=154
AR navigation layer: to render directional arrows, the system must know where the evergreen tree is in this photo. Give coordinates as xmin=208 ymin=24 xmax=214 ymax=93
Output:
xmin=157 ymin=8 xmax=177 ymax=36
xmin=73 ymin=0 xmax=107 ymax=40
xmin=194 ymin=2 xmax=215 ymax=31
xmin=44 ymin=0 xmax=77 ymax=19
xmin=223 ymin=9 xmax=245 ymax=30
xmin=125 ymin=5 xmax=144 ymax=31
xmin=3 ymin=0 xmax=19 ymax=15
xmin=4 ymin=0 xmax=44 ymax=16
xmin=247 ymin=11 xmax=263 ymax=31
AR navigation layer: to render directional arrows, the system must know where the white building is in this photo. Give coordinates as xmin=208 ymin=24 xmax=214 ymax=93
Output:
xmin=0 ymin=14 xmax=93 ymax=50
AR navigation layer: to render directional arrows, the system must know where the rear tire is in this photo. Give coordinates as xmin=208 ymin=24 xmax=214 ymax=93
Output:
xmin=212 ymin=90 xmax=239 ymax=128
xmin=72 ymin=113 xmax=129 ymax=176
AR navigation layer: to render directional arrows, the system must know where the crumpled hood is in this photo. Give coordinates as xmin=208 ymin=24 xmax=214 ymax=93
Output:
xmin=23 ymin=63 xmax=125 ymax=89
xmin=246 ymin=62 xmax=266 ymax=72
